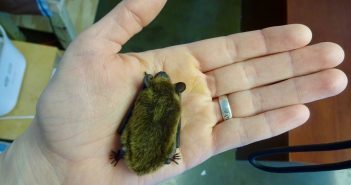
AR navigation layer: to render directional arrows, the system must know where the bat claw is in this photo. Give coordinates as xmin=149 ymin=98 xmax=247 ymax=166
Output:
xmin=169 ymin=153 xmax=181 ymax=165
xmin=110 ymin=150 xmax=122 ymax=167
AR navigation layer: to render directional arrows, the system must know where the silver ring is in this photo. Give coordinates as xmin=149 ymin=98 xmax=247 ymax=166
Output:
xmin=219 ymin=95 xmax=233 ymax=120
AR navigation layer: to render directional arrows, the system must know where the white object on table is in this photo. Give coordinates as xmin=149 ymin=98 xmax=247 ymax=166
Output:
xmin=0 ymin=25 xmax=26 ymax=116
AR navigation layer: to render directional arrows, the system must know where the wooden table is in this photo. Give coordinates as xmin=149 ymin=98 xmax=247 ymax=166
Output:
xmin=0 ymin=41 xmax=57 ymax=140
xmin=288 ymin=0 xmax=351 ymax=164
xmin=237 ymin=0 xmax=351 ymax=164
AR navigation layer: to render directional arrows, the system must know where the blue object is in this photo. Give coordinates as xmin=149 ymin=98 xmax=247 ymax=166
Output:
xmin=249 ymin=140 xmax=351 ymax=173
xmin=0 ymin=141 xmax=10 ymax=154
xmin=36 ymin=0 xmax=52 ymax=17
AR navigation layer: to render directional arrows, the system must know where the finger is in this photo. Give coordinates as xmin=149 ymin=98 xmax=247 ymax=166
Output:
xmin=90 ymin=0 xmax=167 ymax=50
xmin=207 ymin=42 xmax=345 ymax=97
xmin=213 ymin=69 xmax=347 ymax=120
xmin=186 ymin=24 xmax=312 ymax=72
xmin=212 ymin=104 xmax=310 ymax=155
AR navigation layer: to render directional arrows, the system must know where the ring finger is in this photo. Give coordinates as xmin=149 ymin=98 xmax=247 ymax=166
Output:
xmin=213 ymin=68 xmax=347 ymax=121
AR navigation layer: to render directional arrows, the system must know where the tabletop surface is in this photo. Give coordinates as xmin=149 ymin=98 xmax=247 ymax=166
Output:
xmin=288 ymin=0 xmax=351 ymax=164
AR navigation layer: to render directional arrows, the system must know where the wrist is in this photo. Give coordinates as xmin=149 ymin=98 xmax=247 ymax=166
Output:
xmin=0 ymin=122 xmax=63 ymax=185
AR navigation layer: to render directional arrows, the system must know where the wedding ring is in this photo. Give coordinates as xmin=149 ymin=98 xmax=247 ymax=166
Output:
xmin=219 ymin=95 xmax=233 ymax=120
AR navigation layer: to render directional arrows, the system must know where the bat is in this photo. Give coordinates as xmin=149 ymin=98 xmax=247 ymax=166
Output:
xmin=110 ymin=71 xmax=186 ymax=175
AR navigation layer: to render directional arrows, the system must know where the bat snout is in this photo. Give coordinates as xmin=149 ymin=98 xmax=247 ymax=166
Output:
xmin=155 ymin=71 xmax=170 ymax=79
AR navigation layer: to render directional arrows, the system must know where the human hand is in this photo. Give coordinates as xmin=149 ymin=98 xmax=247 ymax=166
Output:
xmin=1 ymin=0 xmax=347 ymax=185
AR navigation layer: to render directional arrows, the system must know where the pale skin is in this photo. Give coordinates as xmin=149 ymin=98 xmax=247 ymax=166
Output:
xmin=0 ymin=0 xmax=348 ymax=184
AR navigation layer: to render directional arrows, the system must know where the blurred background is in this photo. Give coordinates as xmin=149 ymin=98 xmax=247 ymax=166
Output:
xmin=0 ymin=0 xmax=350 ymax=184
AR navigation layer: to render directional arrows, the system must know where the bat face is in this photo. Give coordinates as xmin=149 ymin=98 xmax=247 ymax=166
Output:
xmin=111 ymin=71 xmax=186 ymax=175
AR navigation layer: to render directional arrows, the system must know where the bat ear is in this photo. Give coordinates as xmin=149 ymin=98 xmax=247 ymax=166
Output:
xmin=175 ymin=82 xmax=186 ymax=93
xmin=143 ymin=72 xmax=153 ymax=88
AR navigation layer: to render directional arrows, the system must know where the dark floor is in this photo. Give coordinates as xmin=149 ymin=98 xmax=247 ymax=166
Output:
xmin=95 ymin=0 xmax=241 ymax=52
xmin=160 ymin=149 xmax=351 ymax=185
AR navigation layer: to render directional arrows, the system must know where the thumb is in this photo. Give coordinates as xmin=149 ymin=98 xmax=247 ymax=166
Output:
xmin=89 ymin=0 xmax=167 ymax=52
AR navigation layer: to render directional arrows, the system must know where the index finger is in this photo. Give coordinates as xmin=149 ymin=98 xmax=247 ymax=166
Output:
xmin=186 ymin=24 xmax=312 ymax=72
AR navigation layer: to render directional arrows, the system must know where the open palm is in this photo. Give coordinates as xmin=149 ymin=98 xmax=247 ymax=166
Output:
xmin=29 ymin=0 xmax=347 ymax=185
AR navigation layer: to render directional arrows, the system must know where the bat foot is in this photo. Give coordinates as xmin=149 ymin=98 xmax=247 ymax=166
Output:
xmin=165 ymin=153 xmax=181 ymax=165
xmin=109 ymin=148 xmax=125 ymax=167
